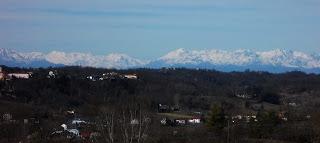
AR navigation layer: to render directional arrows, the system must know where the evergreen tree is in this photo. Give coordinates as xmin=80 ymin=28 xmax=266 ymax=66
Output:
xmin=206 ymin=104 xmax=226 ymax=132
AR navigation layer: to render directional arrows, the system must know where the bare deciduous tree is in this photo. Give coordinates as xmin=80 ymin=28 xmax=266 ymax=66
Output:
xmin=97 ymin=105 xmax=150 ymax=143
xmin=120 ymin=107 xmax=150 ymax=143
xmin=97 ymin=107 xmax=115 ymax=143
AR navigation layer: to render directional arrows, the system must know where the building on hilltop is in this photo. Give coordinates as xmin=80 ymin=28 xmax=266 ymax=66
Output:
xmin=0 ymin=67 xmax=32 ymax=80
xmin=124 ymin=74 xmax=138 ymax=79
xmin=7 ymin=73 xmax=31 ymax=79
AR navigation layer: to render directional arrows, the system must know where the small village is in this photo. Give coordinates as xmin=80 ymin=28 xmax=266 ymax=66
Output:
xmin=86 ymin=72 xmax=138 ymax=81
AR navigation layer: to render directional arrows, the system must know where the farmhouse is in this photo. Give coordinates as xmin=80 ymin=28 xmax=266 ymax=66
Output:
xmin=7 ymin=73 xmax=31 ymax=79
xmin=124 ymin=74 xmax=138 ymax=79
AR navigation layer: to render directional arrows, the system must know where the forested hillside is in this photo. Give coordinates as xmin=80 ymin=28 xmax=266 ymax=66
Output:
xmin=1 ymin=66 xmax=320 ymax=143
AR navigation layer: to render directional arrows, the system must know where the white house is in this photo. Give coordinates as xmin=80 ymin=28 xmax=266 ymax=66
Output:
xmin=7 ymin=73 xmax=31 ymax=79
xmin=124 ymin=74 xmax=138 ymax=79
xmin=188 ymin=118 xmax=201 ymax=124
xmin=175 ymin=119 xmax=186 ymax=125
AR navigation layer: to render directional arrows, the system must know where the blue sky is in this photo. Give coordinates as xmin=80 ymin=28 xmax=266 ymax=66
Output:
xmin=0 ymin=0 xmax=319 ymax=59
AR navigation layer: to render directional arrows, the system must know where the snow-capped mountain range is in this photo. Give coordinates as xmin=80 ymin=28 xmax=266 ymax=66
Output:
xmin=147 ymin=48 xmax=320 ymax=73
xmin=1 ymin=48 xmax=320 ymax=73
xmin=0 ymin=48 xmax=144 ymax=69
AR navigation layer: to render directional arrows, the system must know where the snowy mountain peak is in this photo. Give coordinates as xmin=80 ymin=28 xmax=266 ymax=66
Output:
xmin=160 ymin=48 xmax=204 ymax=65
xmin=0 ymin=48 xmax=25 ymax=61
xmin=106 ymin=53 xmax=132 ymax=60
xmin=160 ymin=48 xmax=187 ymax=60
xmin=103 ymin=53 xmax=146 ymax=69
xmin=159 ymin=48 xmax=258 ymax=65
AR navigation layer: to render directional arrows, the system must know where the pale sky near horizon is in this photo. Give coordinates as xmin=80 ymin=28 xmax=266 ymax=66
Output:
xmin=0 ymin=0 xmax=319 ymax=59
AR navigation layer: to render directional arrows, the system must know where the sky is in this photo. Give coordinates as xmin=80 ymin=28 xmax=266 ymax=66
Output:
xmin=0 ymin=0 xmax=319 ymax=59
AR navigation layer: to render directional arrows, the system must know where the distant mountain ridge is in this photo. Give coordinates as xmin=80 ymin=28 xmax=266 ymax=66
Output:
xmin=147 ymin=48 xmax=320 ymax=73
xmin=0 ymin=48 xmax=145 ymax=69
xmin=0 ymin=48 xmax=61 ymax=68
xmin=1 ymin=48 xmax=320 ymax=73
xmin=152 ymin=48 xmax=320 ymax=68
